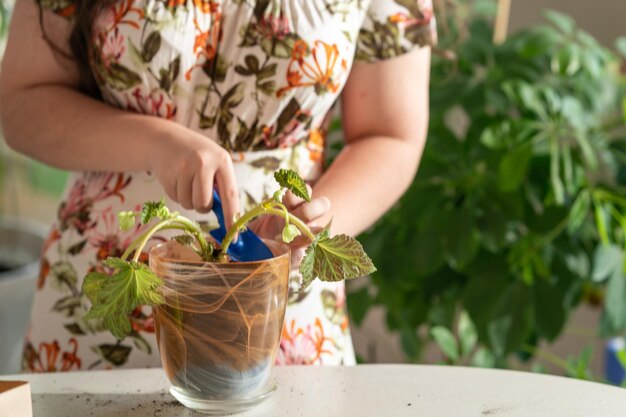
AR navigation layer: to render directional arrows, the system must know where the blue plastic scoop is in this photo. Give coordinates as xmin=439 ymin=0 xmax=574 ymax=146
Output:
xmin=209 ymin=190 xmax=273 ymax=262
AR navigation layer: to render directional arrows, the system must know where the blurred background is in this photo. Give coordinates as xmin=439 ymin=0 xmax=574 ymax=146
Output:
xmin=2 ymin=0 xmax=626 ymax=386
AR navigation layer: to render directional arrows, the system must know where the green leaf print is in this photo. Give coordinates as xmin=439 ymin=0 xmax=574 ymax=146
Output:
xmin=103 ymin=63 xmax=143 ymax=91
xmin=159 ymin=55 xmax=181 ymax=92
xmin=250 ymin=156 xmax=281 ymax=172
xmin=50 ymin=261 xmax=78 ymax=292
xmin=202 ymin=54 xmax=229 ymax=82
xmin=64 ymin=323 xmax=86 ymax=336
xmin=220 ymin=82 xmax=246 ymax=109
xmin=92 ymin=343 xmax=132 ymax=367
xmin=52 ymin=295 xmax=83 ymax=317
xmin=141 ymin=31 xmax=161 ymax=63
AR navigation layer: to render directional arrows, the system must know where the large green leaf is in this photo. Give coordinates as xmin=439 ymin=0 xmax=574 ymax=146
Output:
xmin=83 ymin=258 xmax=164 ymax=340
xmin=300 ymin=230 xmax=376 ymax=288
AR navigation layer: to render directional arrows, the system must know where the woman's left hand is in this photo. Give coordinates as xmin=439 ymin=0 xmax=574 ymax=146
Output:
xmin=251 ymin=185 xmax=331 ymax=269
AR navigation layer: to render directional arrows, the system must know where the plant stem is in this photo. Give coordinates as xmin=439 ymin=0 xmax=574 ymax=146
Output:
xmin=129 ymin=219 xmax=172 ymax=263
xmin=219 ymin=202 xmax=317 ymax=258
xmin=121 ymin=215 xmax=210 ymax=263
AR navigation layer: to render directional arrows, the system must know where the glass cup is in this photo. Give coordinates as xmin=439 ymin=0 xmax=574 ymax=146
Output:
xmin=149 ymin=240 xmax=290 ymax=415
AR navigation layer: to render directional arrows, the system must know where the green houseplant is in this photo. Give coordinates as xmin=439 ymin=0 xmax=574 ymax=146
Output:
xmin=83 ymin=169 xmax=375 ymax=413
xmin=351 ymin=0 xmax=626 ymax=372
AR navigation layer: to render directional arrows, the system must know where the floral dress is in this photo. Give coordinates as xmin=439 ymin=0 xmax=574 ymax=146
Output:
xmin=24 ymin=0 xmax=436 ymax=372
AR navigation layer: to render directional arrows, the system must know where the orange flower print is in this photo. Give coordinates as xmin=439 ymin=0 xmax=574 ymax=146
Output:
xmin=276 ymin=40 xmax=348 ymax=97
xmin=96 ymin=0 xmax=144 ymax=34
xmin=276 ymin=318 xmax=334 ymax=365
xmin=26 ymin=338 xmax=82 ymax=373
xmin=184 ymin=10 xmax=223 ymax=80
xmin=166 ymin=0 xmax=186 ymax=7
xmin=307 ymin=128 xmax=325 ymax=162
xmin=193 ymin=0 xmax=219 ymax=14
xmin=389 ymin=0 xmax=434 ymax=28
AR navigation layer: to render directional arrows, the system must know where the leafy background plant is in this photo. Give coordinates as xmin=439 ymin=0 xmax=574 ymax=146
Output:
xmin=348 ymin=0 xmax=626 ymax=378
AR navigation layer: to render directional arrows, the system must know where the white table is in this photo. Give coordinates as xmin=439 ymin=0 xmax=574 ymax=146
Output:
xmin=2 ymin=365 xmax=626 ymax=416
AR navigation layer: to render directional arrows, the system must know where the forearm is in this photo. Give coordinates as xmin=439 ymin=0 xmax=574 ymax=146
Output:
xmin=312 ymin=135 xmax=425 ymax=236
xmin=2 ymin=84 xmax=174 ymax=172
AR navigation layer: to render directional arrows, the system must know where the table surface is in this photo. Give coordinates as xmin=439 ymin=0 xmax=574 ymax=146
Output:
xmin=2 ymin=365 xmax=626 ymax=417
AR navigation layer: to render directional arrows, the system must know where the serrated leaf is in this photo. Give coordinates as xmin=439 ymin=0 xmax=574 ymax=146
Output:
xmin=83 ymin=258 xmax=164 ymax=340
xmin=282 ymin=224 xmax=300 ymax=243
xmin=274 ymin=169 xmax=310 ymax=202
xmin=140 ymin=199 xmax=169 ymax=224
xmin=118 ymin=211 xmax=136 ymax=231
xmin=299 ymin=231 xmax=376 ymax=288
xmin=430 ymin=326 xmax=459 ymax=361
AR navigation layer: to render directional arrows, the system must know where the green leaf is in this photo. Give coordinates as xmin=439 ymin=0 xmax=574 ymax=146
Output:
xmin=533 ymin=278 xmax=565 ymax=341
xmin=274 ymin=169 xmax=310 ymax=202
xmin=486 ymin=283 xmax=532 ymax=357
xmin=458 ymin=311 xmax=478 ymax=357
xmin=615 ymin=37 xmax=626 ymax=58
xmin=118 ymin=211 xmax=136 ymax=231
xmin=430 ymin=326 xmax=459 ymax=361
xmin=64 ymin=323 xmax=86 ymax=336
xmin=83 ymin=258 xmax=164 ymax=340
xmin=471 ymin=347 xmax=496 ymax=368
xmin=140 ymin=199 xmax=169 ymax=224
xmin=591 ymin=244 xmax=622 ymax=283
xmin=440 ymin=207 xmax=479 ymax=270
xmin=67 ymin=239 xmax=87 ymax=256
xmin=103 ymin=63 xmax=142 ymax=91
xmin=141 ymin=31 xmax=161 ymax=63
xmin=605 ymin=264 xmax=626 ymax=330
xmin=544 ymin=10 xmax=575 ymax=35
xmin=91 ymin=344 xmax=132 ymax=367
xmin=300 ymin=230 xmax=376 ymax=288
xmin=498 ymin=145 xmax=532 ymax=191
xmin=282 ymin=224 xmax=300 ymax=244
xmin=221 ymin=82 xmax=246 ymax=109
xmin=567 ymin=191 xmax=591 ymax=234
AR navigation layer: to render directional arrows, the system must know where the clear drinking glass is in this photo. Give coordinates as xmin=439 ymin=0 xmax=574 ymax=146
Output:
xmin=149 ymin=240 xmax=290 ymax=415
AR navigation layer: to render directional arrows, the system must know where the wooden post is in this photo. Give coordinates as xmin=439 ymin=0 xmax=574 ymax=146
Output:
xmin=493 ymin=0 xmax=511 ymax=44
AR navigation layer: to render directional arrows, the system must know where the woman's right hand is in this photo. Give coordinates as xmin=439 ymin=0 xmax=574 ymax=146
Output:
xmin=149 ymin=128 xmax=240 ymax=230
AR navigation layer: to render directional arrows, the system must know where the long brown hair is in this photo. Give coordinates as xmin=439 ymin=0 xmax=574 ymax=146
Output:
xmin=37 ymin=0 xmax=116 ymax=97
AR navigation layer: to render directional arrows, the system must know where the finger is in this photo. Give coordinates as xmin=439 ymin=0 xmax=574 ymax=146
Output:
xmin=192 ymin=168 xmax=213 ymax=213
xmin=162 ymin=177 xmax=178 ymax=203
xmin=283 ymin=184 xmax=313 ymax=209
xmin=176 ymin=171 xmax=194 ymax=210
xmin=215 ymin=154 xmax=240 ymax=231
xmin=291 ymin=196 xmax=331 ymax=224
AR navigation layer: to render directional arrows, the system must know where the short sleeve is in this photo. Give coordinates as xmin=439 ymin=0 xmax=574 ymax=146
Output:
xmin=355 ymin=0 xmax=437 ymax=63
xmin=38 ymin=0 xmax=77 ymax=18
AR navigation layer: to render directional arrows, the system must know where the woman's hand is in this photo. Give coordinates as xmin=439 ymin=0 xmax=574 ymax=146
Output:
xmin=148 ymin=127 xmax=240 ymax=230
xmin=252 ymin=185 xmax=331 ymax=269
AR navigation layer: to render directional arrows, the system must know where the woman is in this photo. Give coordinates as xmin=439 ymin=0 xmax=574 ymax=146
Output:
xmin=0 ymin=0 xmax=435 ymax=371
